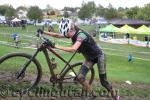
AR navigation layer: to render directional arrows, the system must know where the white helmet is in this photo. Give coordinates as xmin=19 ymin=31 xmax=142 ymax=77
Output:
xmin=59 ymin=18 xmax=72 ymax=37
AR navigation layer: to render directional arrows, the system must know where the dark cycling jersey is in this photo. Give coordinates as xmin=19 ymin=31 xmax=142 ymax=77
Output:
xmin=71 ymin=31 xmax=103 ymax=61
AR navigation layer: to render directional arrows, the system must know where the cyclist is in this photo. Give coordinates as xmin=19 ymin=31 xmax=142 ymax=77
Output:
xmin=37 ymin=18 xmax=119 ymax=100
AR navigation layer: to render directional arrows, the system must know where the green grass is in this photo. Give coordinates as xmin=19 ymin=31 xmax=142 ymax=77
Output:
xmin=95 ymin=41 xmax=150 ymax=83
xmin=107 ymin=54 xmax=150 ymax=83
xmin=1 ymin=42 xmax=150 ymax=84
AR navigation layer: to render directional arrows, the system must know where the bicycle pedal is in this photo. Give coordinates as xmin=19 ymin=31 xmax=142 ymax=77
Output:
xmin=50 ymin=76 xmax=57 ymax=83
xmin=73 ymin=77 xmax=79 ymax=84
xmin=58 ymin=83 xmax=63 ymax=91
xmin=52 ymin=83 xmax=55 ymax=87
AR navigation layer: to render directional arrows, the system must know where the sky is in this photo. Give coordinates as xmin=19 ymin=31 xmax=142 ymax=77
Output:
xmin=1 ymin=0 xmax=150 ymax=9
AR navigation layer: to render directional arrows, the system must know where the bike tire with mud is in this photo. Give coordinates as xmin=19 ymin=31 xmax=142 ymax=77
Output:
xmin=0 ymin=52 xmax=42 ymax=93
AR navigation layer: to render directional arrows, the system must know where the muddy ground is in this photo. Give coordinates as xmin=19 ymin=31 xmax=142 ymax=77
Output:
xmin=0 ymin=72 xmax=150 ymax=100
xmin=0 ymin=80 xmax=150 ymax=100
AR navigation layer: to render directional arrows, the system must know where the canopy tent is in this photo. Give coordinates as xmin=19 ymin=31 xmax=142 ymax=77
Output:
xmin=99 ymin=24 xmax=150 ymax=47
xmin=116 ymin=24 xmax=137 ymax=34
xmin=99 ymin=24 xmax=119 ymax=33
xmin=136 ymin=25 xmax=150 ymax=34
xmin=136 ymin=25 xmax=150 ymax=47
xmin=11 ymin=18 xmax=21 ymax=22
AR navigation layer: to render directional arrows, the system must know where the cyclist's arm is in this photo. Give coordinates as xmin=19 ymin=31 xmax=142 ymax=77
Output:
xmin=44 ymin=31 xmax=65 ymax=38
xmin=55 ymin=41 xmax=81 ymax=53
xmin=55 ymin=32 xmax=87 ymax=53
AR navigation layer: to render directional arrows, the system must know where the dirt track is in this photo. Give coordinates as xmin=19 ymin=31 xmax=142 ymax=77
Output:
xmin=0 ymin=72 xmax=150 ymax=100
xmin=0 ymin=80 xmax=150 ymax=100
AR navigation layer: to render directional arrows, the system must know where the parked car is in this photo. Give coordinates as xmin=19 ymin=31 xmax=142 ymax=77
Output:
xmin=27 ymin=19 xmax=35 ymax=25
xmin=51 ymin=20 xmax=58 ymax=25
xmin=0 ymin=16 xmax=6 ymax=24
xmin=0 ymin=20 xmax=6 ymax=24
xmin=36 ymin=21 xmax=45 ymax=26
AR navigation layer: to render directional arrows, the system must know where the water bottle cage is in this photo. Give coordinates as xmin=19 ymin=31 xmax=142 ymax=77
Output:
xmin=51 ymin=63 xmax=57 ymax=69
xmin=50 ymin=58 xmax=57 ymax=69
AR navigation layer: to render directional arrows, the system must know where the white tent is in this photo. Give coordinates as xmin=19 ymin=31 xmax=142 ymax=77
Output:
xmin=11 ymin=18 xmax=21 ymax=22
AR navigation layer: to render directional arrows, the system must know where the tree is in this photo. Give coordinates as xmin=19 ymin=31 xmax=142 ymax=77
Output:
xmin=139 ymin=4 xmax=150 ymax=21
xmin=108 ymin=3 xmax=113 ymax=9
xmin=63 ymin=7 xmax=76 ymax=12
xmin=5 ymin=5 xmax=16 ymax=19
xmin=16 ymin=6 xmax=27 ymax=11
xmin=46 ymin=4 xmax=52 ymax=11
xmin=103 ymin=4 xmax=117 ymax=19
xmin=45 ymin=4 xmax=53 ymax=18
xmin=78 ymin=1 xmax=96 ymax=20
xmin=117 ymin=7 xmax=126 ymax=18
xmin=27 ymin=6 xmax=43 ymax=21
xmin=136 ymin=8 xmax=145 ymax=20
xmin=0 ymin=5 xmax=8 ymax=15
xmin=126 ymin=6 xmax=139 ymax=19
xmin=50 ymin=10 xmax=55 ymax=15
xmin=63 ymin=10 xmax=69 ymax=18
xmin=78 ymin=5 xmax=89 ymax=20
xmin=96 ymin=4 xmax=122 ymax=19
xmin=95 ymin=4 xmax=106 ymax=17
xmin=0 ymin=5 xmax=16 ymax=18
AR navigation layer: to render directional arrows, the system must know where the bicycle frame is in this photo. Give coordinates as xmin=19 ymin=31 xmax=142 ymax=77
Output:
xmin=17 ymin=43 xmax=78 ymax=81
xmin=42 ymin=45 xmax=78 ymax=78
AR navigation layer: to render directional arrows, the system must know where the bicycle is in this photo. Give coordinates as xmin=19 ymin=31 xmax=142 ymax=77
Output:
xmin=0 ymin=32 xmax=95 ymax=93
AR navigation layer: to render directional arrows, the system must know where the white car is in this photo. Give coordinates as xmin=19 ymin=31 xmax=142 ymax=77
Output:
xmin=36 ymin=21 xmax=45 ymax=26
xmin=27 ymin=20 xmax=35 ymax=25
xmin=51 ymin=21 xmax=58 ymax=25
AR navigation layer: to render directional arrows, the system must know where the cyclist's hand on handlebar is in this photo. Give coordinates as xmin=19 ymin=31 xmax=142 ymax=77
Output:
xmin=44 ymin=38 xmax=55 ymax=48
xmin=36 ymin=28 xmax=55 ymax=48
xmin=36 ymin=28 xmax=44 ymax=37
xmin=37 ymin=28 xmax=44 ymax=34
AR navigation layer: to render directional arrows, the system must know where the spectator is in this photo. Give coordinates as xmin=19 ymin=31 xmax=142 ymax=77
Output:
xmin=15 ymin=36 xmax=20 ymax=48
xmin=128 ymin=54 xmax=133 ymax=62
xmin=21 ymin=20 xmax=26 ymax=29
xmin=12 ymin=33 xmax=17 ymax=40
xmin=126 ymin=33 xmax=130 ymax=39
xmin=126 ymin=33 xmax=130 ymax=44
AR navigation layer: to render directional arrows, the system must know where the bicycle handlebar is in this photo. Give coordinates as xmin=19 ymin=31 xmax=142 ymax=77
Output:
xmin=36 ymin=32 xmax=54 ymax=47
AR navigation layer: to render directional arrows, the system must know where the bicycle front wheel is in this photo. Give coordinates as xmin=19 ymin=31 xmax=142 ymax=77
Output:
xmin=0 ymin=52 xmax=42 ymax=92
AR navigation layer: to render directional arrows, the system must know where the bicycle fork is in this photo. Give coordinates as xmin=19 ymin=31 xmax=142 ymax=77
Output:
xmin=16 ymin=49 xmax=40 ymax=79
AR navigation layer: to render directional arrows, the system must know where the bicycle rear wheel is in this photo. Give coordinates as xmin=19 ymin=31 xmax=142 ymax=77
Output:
xmin=61 ymin=62 xmax=95 ymax=85
xmin=0 ymin=52 xmax=42 ymax=92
